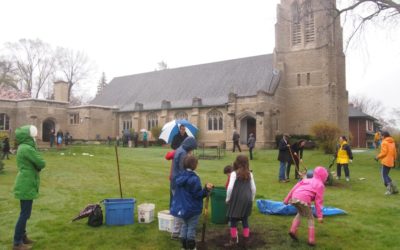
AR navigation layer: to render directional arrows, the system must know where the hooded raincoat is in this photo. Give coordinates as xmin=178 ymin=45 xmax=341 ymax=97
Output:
xmin=171 ymin=137 xmax=197 ymax=181
xmin=13 ymin=125 xmax=46 ymax=200
xmin=170 ymin=169 xmax=207 ymax=219
xmin=377 ymin=136 xmax=397 ymax=167
xmin=284 ymin=167 xmax=328 ymax=219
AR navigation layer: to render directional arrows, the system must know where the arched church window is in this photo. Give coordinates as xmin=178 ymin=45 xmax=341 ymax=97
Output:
xmin=175 ymin=111 xmax=188 ymax=120
xmin=0 ymin=113 xmax=10 ymax=130
xmin=147 ymin=112 xmax=158 ymax=130
xmin=122 ymin=118 xmax=132 ymax=131
xmin=304 ymin=0 xmax=315 ymax=43
xmin=207 ymin=110 xmax=223 ymax=131
xmin=291 ymin=1 xmax=302 ymax=46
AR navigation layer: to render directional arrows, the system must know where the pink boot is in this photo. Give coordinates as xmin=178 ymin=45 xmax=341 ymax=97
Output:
xmin=289 ymin=218 xmax=300 ymax=241
xmin=308 ymin=227 xmax=315 ymax=246
xmin=224 ymin=228 xmax=238 ymax=247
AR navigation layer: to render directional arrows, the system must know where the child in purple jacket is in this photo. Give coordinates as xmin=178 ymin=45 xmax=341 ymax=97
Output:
xmin=283 ymin=166 xmax=328 ymax=246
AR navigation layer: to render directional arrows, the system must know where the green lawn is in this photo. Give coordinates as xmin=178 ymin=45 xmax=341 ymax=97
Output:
xmin=0 ymin=146 xmax=399 ymax=250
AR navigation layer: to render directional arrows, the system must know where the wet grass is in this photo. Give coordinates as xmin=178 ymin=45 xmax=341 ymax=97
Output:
xmin=0 ymin=145 xmax=399 ymax=249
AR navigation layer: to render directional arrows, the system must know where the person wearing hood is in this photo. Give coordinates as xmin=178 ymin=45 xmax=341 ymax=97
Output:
xmin=375 ymin=131 xmax=398 ymax=195
xmin=284 ymin=166 xmax=328 ymax=247
xmin=170 ymin=155 xmax=213 ymax=250
xmin=334 ymin=136 xmax=353 ymax=182
xmin=13 ymin=125 xmax=46 ymax=250
xmin=169 ymin=136 xmax=197 ymax=239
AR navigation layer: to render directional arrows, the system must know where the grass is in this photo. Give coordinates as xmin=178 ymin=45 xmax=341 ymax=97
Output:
xmin=0 ymin=145 xmax=399 ymax=250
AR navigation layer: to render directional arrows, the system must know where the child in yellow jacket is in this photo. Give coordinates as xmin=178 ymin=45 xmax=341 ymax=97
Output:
xmin=335 ymin=136 xmax=353 ymax=181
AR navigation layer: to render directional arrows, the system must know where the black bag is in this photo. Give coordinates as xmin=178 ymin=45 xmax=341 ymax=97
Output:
xmin=88 ymin=204 xmax=103 ymax=227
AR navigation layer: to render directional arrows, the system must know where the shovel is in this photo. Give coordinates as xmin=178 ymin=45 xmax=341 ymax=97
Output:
xmin=115 ymin=145 xmax=123 ymax=198
xmin=201 ymin=191 xmax=211 ymax=243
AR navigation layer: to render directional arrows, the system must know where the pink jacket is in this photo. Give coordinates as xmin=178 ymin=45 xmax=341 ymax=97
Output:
xmin=284 ymin=167 xmax=328 ymax=218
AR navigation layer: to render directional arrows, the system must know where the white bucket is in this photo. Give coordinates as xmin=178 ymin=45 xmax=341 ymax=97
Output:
xmin=158 ymin=210 xmax=178 ymax=232
xmin=138 ymin=203 xmax=155 ymax=223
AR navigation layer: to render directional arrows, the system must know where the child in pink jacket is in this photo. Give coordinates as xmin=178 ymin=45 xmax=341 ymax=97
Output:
xmin=283 ymin=166 xmax=328 ymax=246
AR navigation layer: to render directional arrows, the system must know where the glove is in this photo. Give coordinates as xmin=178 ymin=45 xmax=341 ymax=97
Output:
xmin=349 ymin=159 xmax=352 ymax=163
xmin=374 ymin=157 xmax=378 ymax=162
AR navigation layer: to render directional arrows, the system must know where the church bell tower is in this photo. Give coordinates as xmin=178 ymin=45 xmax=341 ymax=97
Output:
xmin=274 ymin=0 xmax=348 ymax=134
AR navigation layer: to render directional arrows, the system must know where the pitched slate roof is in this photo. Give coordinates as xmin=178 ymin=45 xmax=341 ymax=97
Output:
xmin=91 ymin=54 xmax=280 ymax=111
xmin=348 ymin=105 xmax=377 ymax=120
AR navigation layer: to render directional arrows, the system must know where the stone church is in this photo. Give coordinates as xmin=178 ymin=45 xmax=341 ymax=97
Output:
xmin=0 ymin=0 xmax=348 ymax=148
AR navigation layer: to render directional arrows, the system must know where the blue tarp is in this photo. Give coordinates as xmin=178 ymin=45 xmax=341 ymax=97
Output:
xmin=256 ymin=200 xmax=347 ymax=216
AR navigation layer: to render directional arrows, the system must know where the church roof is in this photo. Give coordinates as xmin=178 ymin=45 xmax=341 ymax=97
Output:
xmin=348 ymin=105 xmax=377 ymax=121
xmin=91 ymin=54 xmax=279 ymax=111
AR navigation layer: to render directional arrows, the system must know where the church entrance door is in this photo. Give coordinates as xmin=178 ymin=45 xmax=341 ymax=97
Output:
xmin=42 ymin=119 xmax=55 ymax=142
xmin=239 ymin=117 xmax=256 ymax=144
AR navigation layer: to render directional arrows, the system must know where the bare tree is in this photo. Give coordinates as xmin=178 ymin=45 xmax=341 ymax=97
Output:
xmin=350 ymin=94 xmax=385 ymax=118
xmin=96 ymin=72 xmax=107 ymax=96
xmin=155 ymin=61 xmax=168 ymax=71
xmin=5 ymin=39 xmax=56 ymax=98
xmin=55 ymin=47 xmax=93 ymax=102
xmin=335 ymin=0 xmax=399 ymax=49
xmin=288 ymin=1 xmax=399 ymax=50
xmin=0 ymin=59 xmax=18 ymax=89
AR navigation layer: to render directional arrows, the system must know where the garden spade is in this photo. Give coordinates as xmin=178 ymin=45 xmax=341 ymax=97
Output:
xmin=201 ymin=191 xmax=211 ymax=243
xmin=115 ymin=145 xmax=123 ymax=198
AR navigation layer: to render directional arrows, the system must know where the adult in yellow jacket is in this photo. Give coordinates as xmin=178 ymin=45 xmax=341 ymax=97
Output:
xmin=334 ymin=136 xmax=353 ymax=181
xmin=375 ymin=131 xmax=398 ymax=195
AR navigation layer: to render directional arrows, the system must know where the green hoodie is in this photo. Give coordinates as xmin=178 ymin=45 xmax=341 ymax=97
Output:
xmin=13 ymin=125 xmax=46 ymax=200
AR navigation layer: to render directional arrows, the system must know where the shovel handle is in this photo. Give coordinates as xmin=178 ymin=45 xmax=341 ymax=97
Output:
xmin=201 ymin=191 xmax=211 ymax=243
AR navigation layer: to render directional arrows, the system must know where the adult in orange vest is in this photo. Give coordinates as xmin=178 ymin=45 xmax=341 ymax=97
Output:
xmin=375 ymin=131 xmax=398 ymax=195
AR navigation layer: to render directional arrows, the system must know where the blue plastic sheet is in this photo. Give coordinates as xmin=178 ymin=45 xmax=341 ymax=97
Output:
xmin=256 ymin=200 xmax=347 ymax=216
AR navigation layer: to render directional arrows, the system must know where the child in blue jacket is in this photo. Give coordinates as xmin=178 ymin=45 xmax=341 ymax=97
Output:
xmin=170 ymin=155 xmax=213 ymax=250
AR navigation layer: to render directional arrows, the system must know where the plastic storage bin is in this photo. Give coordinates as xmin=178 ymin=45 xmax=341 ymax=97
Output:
xmin=138 ymin=203 xmax=155 ymax=223
xmin=158 ymin=210 xmax=177 ymax=232
xmin=211 ymin=187 xmax=228 ymax=224
xmin=104 ymin=198 xmax=135 ymax=225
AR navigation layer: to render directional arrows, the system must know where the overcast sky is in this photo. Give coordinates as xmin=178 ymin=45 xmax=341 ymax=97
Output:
xmin=1 ymin=0 xmax=399 ymax=117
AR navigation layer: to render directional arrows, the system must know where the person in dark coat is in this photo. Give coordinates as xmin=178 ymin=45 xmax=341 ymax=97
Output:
xmin=171 ymin=125 xmax=188 ymax=150
xmin=225 ymin=155 xmax=256 ymax=247
xmin=2 ymin=137 xmax=11 ymax=160
xmin=170 ymin=155 xmax=213 ymax=250
xmin=232 ymin=130 xmax=241 ymax=152
xmin=133 ymin=132 xmax=139 ymax=147
xmin=287 ymin=139 xmax=306 ymax=180
xmin=278 ymin=133 xmax=291 ymax=182
xmin=247 ymin=133 xmax=256 ymax=160
xmin=49 ymin=129 xmax=55 ymax=148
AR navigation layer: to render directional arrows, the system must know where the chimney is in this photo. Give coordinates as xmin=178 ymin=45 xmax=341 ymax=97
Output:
xmin=53 ymin=81 xmax=69 ymax=102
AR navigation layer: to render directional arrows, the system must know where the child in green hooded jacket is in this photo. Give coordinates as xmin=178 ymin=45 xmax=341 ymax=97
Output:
xmin=13 ymin=125 xmax=46 ymax=250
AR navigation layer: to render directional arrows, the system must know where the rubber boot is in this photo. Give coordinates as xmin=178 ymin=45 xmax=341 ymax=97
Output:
xmin=187 ymin=239 xmax=196 ymax=250
xmin=308 ymin=227 xmax=315 ymax=246
xmin=289 ymin=218 xmax=300 ymax=241
xmin=180 ymin=238 xmax=187 ymax=250
xmin=243 ymin=228 xmax=250 ymax=249
xmin=391 ymin=182 xmax=399 ymax=194
xmin=385 ymin=183 xmax=393 ymax=195
xmin=23 ymin=235 xmax=34 ymax=245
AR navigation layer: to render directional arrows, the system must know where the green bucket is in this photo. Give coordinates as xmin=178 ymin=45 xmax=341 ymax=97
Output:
xmin=210 ymin=186 xmax=228 ymax=224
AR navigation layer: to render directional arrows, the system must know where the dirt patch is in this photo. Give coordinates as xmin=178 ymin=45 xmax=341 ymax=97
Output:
xmin=196 ymin=227 xmax=268 ymax=250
